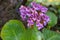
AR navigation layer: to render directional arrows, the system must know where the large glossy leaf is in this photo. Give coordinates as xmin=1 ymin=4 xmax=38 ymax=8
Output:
xmin=46 ymin=11 xmax=57 ymax=27
xmin=42 ymin=28 xmax=60 ymax=40
xmin=1 ymin=20 xmax=25 ymax=40
xmin=20 ymin=29 xmax=44 ymax=40
xmin=1 ymin=20 xmax=44 ymax=40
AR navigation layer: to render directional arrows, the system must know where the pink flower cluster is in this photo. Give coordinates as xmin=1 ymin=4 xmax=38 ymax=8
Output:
xmin=19 ymin=2 xmax=50 ymax=30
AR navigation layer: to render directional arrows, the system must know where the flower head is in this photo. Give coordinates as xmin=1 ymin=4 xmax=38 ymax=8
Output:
xmin=19 ymin=2 xmax=50 ymax=30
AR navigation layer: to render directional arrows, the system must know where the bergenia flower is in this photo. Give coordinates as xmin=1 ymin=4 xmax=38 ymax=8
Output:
xmin=19 ymin=2 xmax=50 ymax=30
xmin=31 ymin=2 xmax=48 ymax=13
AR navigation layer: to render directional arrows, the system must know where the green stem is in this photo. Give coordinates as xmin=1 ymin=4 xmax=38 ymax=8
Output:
xmin=47 ymin=26 xmax=51 ymax=30
xmin=33 ymin=23 xmax=38 ymax=32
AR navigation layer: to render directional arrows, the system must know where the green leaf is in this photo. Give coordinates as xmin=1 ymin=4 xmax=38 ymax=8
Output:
xmin=1 ymin=20 xmax=44 ymax=40
xmin=42 ymin=28 xmax=60 ymax=40
xmin=46 ymin=11 xmax=57 ymax=27
xmin=35 ymin=0 xmax=60 ymax=5
xmin=1 ymin=20 xmax=25 ymax=40
xmin=27 ymin=0 xmax=33 ymax=2
xmin=58 ymin=8 xmax=60 ymax=14
xmin=20 ymin=23 xmax=44 ymax=40
xmin=20 ymin=29 xmax=44 ymax=40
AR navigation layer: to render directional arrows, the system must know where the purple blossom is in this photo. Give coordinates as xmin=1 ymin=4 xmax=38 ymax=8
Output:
xmin=31 ymin=2 xmax=41 ymax=10
xmin=36 ymin=22 xmax=43 ymax=30
xmin=43 ymin=21 xmax=47 ymax=26
xmin=42 ymin=14 xmax=50 ymax=22
xmin=31 ymin=2 xmax=48 ymax=13
xmin=41 ymin=6 xmax=48 ymax=13
xmin=19 ymin=2 xmax=50 ymax=30
xmin=27 ymin=18 xmax=34 ymax=27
